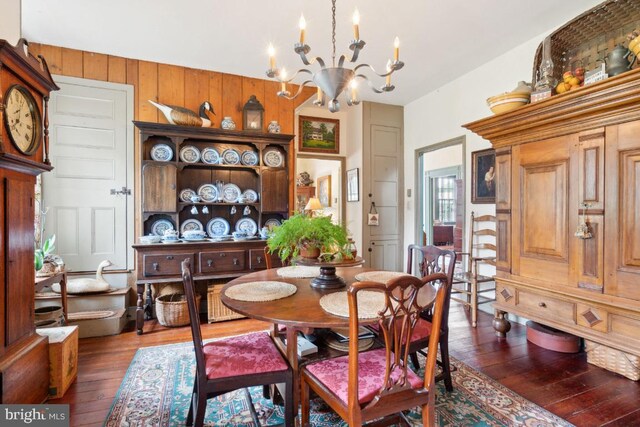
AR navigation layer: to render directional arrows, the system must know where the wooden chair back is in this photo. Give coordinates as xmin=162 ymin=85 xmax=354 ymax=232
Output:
xmin=264 ymin=245 xmax=292 ymax=269
xmin=466 ymin=211 xmax=497 ymax=272
xmin=407 ymin=244 xmax=456 ymax=328
xmin=181 ymin=259 xmax=206 ymax=382
xmin=347 ymin=273 xmax=447 ymax=416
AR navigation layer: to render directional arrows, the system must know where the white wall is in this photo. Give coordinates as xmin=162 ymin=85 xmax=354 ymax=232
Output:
xmin=423 ymin=144 xmax=462 ymax=173
xmin=345 ymin=103 xmax=363 ymax=249
xmin=1 ymin=0 xmax=21 ymax=44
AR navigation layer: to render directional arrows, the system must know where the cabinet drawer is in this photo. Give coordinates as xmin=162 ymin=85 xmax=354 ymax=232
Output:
xmin=199 ymin=250 xmax=246 ymax=273
xmin=517 ymin=290 xmax=575 ymax=325
xmin=249 ymin=249 xmax=268 ymax=270
xmin=144 ymin=253 xmax=194 ymax=277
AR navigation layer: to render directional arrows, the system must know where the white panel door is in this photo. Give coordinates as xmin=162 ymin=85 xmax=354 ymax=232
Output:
xmin=44 ymin=77 xmax=132 ymax=272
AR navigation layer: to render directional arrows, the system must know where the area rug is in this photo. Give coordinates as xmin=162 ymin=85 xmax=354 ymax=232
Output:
xmin=104 ymin=335 xmax=573 ymax=426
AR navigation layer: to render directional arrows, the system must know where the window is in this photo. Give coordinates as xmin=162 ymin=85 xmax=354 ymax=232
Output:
xmin=432 ymin=175 xmax=456 ymax=224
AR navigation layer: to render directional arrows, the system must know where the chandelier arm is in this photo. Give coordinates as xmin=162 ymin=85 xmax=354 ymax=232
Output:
xmin=280 ymin=68 xmax=314 ymax=83
xmin=277 ymin=80 xmax=314 ymax=100
xmin=355 ymin=74 xmax=389 ymax=94
xmin=296 ymin=50 xmax=326 ymax=68
xmin=353 ymin=63 xmax=400 ymax=77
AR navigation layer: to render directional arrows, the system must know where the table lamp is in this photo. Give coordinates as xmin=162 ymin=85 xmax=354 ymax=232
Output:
xmin=304 ymin=197 xmax=323 ymax=216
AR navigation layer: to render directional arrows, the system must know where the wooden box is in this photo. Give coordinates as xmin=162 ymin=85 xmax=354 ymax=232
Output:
xmin=37 ymin=326 xmax=79 ymax=398
xmin=207 ymin=284 xmax=245 ymax=323
xmin=585 ymin=340 xmax=639 ymax=381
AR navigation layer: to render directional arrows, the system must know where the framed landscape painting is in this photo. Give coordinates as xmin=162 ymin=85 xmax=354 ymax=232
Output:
xmin=298 ymin=115 xmax=339 ymax=154
xmin=471 ymin=148 xmax=496 ymax=204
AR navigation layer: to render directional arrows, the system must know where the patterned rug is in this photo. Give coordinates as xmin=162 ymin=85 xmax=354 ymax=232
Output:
xmin=105 ymin=335 xmax=573 ymax=426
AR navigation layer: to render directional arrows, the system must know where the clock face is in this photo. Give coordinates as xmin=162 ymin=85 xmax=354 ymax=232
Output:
xmin=4 ymin=84 xmax=42 ymax=155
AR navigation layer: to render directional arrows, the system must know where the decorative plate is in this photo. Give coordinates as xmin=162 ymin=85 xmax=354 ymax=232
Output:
xmin=221 ymin=183 xmax=242 ymax=203
xmin=263 ymin=149 xmax=284 ymax=167
xmin=235 ymin=217 xmax=258 ymax=236
xmin=207 ymin=217 xmax=231 ymax=237
xmin=243 ymin=189 xmax=259 ymax=203
xmin=201 ymin=147 xmax=220 ymax=164
xmin=179 ymin=145 xmax=201 ymax=163
xmin=179 ymin=188 xmax=197 ymax=202
xmin=150 ymin=219 xmax=174 ymax=236
xmin=197 ymin=184 xmax=218 ymax=202
xmin=264 ymin=218 xmax=281 ymax=229
xmin=150 ymin=143 xmax=173 ymax=161
xmin=221 ymin=148 xmax=240 ymax=165
xmin=180 ymin=219 xmax=204 ymax=234
xmin=241 ymin=150 xmax=259 ymax=166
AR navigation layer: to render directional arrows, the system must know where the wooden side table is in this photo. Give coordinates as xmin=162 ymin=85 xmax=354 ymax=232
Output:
xmin=35 ymin=271 xmax=68 ymax=323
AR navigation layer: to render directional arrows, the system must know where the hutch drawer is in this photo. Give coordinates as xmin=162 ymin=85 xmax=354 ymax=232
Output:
xmin=144 ymin=253 xmax=194 ymax=277
xmin=249 ymin=249 xmax=267 ymax=270
xmin=199 ymin=250 xmax=246 ymax=273
xmin=517 ymin=289 xmax=575 ymax=325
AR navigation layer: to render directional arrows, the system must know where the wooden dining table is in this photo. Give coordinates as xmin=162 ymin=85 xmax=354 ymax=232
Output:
xmin=221 ymin=266 xmax=437 ymax=409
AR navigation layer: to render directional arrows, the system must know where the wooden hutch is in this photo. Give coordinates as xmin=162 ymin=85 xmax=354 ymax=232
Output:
xmin=0 ymin=39 xmax=59 ymax=403
xmin=132 ymin=122 xmax=290 ymax=334
xmin=464 ymin=68 xmax=640 ymax=359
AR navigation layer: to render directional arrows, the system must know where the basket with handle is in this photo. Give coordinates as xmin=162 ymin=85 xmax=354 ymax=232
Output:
xmin=156 ymin=293 xmax=201 ymax=327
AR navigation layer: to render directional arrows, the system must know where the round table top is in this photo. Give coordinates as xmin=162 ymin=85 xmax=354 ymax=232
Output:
xmin=294 ymin=256 xmax=365 ymax=268
xmin=221 ymin=267 xmax=437 ymax=329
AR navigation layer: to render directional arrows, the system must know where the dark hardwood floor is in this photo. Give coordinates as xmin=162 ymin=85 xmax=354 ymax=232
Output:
xmin=51 ymin=303 xmax=640 ymax=426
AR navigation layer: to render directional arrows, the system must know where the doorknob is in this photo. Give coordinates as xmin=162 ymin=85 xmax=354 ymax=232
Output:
xmin=110 ymin=186 xmax=132 ymax=196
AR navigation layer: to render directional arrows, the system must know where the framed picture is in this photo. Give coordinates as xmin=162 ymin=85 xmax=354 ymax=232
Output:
xmin=298 ymin=115 xmax=339 ymax=154
xmin=347 ymin=168 xmax=359 ymax=202
xmin=471 ymin=148 xmax=496 ymax=204
xmin=317 ymin=175 xmax=332 ymax=207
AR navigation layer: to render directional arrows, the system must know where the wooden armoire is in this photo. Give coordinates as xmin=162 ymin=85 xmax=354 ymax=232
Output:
xmin=0 ymin=39 xmax=59 ymax=403
xmin=464 ymin=68 xmax=640 ymax=359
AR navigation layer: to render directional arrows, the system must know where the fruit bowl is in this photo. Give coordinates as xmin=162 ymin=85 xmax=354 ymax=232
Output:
xmin=487 ymin=92 xmax=530 ymax=114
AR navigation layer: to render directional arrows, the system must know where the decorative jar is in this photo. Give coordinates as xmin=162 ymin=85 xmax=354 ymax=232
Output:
xmin=221 ymin=117 xmax=236 ymax=130
xmin=268 ymin=120 xmax=281 ymax=133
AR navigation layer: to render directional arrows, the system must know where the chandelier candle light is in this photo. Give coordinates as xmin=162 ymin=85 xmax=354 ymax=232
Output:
xmin=266 ymin=0 xmax=404 ymax=113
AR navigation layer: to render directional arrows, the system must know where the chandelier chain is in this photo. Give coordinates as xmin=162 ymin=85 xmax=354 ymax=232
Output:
xmin=331 ymin=0 xmax=336 ymax=67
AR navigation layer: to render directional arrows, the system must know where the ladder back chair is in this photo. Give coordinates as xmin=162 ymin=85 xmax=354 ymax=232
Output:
xmin=300 ymin=273 xmax=448 ymax=427
xmin=181 ymin=259 xmax=294 ymax=427
xmin=406 ymin=244 xmax=456 ymax=392
xmin=451 ymin=212 xmax=497 ymax=327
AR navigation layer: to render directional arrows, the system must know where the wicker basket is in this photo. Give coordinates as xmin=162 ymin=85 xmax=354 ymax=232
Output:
xmin=532 ymin=0 xmax=640 ymax=86
xmin=156 ymin=293 xmax=201 ymax=327
xmin=585 ymin=340 xmax=639 ymax=381
xmin=207 ymin=284 xmax=245 ymax=323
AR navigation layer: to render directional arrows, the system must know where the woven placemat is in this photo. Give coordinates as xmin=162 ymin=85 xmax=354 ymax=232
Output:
xmin=324 ymin=335 xmax=374 ymax=352
xmin=68 ymin=310 xmax=115 ymax=321
xmin=319 ymin=290 xmax=385 ymax=319
xmin=354 ymin=271 xmax=412 ymax=283
xmin=277 ymin=266 xmax=321 ymax=278
xmin=225 ymin=281 xmax=297 ymax=302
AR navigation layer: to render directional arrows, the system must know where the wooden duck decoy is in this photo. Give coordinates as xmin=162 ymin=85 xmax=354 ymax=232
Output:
xmin=148 ymin=100 xmax=215 ymax=127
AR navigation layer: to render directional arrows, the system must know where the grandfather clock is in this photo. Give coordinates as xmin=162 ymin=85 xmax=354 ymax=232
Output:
xmin=0 ymin=38 xmax=59 ymax=403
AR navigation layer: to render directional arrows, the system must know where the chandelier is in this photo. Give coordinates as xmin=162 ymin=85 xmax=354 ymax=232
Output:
xmin=265 ymin=0 xmax=404 ymax=113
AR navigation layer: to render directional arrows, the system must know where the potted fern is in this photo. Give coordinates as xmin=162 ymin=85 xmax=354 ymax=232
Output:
xmin=35 ymin=234 xmax=62 ymax=277
xmin=267 ymin=214 xmax=349 ymax=263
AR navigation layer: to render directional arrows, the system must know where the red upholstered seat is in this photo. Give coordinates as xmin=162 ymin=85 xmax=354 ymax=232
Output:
xmin=370 ymin=317 xmax=433 ymax=343
xmin=305 ymin=348 xmax=424 ymax=405
xmin=203 ymin=332 xmax=289 ymax=380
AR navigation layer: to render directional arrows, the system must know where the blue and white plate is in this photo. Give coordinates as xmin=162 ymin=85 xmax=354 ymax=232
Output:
xmin=207 ymin=217 xmax=231 ymax=237
xmin=180 ymin=219 xmax=203 ymax=234
xmin=263 ymin=149 xmax=284 ymax=167
xmin=179 ymin=145 xmax=201 ymax=163
xmin=222 ymin=149 xmax=240 ymax=165
xmin=243 ymin=189 xmax=259 ymax=203
xmin=150 ymin=143 xmax=173 ymax=161
xmin=201 ymin=147 xmax=220 ymax=165
xmin=222 ymin=183 xmax=242 ymax=203
xmin=241 ymin=151 xmax=259 ymax=166
xmin=264 ymin=218 xmax=281 ymax=229
xmin=197 ymin=184 xmax=218 ymax=202
xmin=235 ymin=217 xmax=258 ymax=236
xmin=150 ymin=219 xmax=175 ymax=236
xmin=179 ymin=188 xmax=197 ymax=202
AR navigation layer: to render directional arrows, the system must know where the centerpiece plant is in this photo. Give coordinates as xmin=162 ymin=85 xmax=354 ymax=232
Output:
xmin=267 ymin=213 xmax=349 ymax=263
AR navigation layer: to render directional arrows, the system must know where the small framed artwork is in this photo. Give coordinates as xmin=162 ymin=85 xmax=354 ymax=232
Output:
xmin=347 ymin=168 xmax=359 ymax=202
xmin=317 ymin=175 xmax=332 ymax=207
xmin=298 ymin=115 xmax=339 ymax=154
xmin=471 ymin=148 xmax=496 ymax=204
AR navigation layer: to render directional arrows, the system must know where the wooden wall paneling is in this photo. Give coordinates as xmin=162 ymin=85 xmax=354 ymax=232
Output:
xmin=33 ymin=44 xmax=62 ymax=74
xmin=108 ymin=55 xmax=127 ymax=84
xmin=241 ymin=77 xmax=265 ymax=130
xmin=183 ymin=68 xmax=210 ymax=114
xmin=278 ymin=92 xmax=294 ymax=134
xmin=82 ymin=51 xmax=108 ymax=81
xmin=221 ymin=73 xmax=243 ymax=127
xmin=60 ymin=47 xmax=84 ymax=77
xmin=138 ymin=61 xmax=159 ymax=122
xmin=264 ymin=81 xmax=281 ymax=130
xmin=208 ymin=71 xmax=223 ymax=127
xmin=157 ymin=64 xmax=185 ymax=124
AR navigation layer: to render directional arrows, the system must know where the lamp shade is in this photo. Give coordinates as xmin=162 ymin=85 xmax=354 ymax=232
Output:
xmin=304 ymin=197 xmax=323 ymax=211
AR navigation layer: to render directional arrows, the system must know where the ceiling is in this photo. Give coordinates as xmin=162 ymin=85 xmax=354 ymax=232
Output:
xmin=22 ymin=0 xmax=602 ymax=106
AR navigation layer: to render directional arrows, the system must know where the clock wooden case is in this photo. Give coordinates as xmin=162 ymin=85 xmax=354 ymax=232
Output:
xmin=0 ymin=38 xmax=59 ymax=404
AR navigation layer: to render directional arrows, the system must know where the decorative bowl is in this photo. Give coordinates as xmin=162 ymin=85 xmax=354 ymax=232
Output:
xmin=487 ymin=91 xmax=530 ymax=114
xmin=183 ymin=230 xmax=206 ymax=240
xmin=140 ymin=235 xmax=162 ymax=244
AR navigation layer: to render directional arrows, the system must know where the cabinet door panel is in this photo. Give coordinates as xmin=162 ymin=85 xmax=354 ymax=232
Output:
xmin=261 ymin=169 xmax=288 ymax=212
xmin=142 ymin=163 xmax=177 ymax=212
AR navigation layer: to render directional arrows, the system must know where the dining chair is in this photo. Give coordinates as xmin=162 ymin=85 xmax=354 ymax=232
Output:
xmin=300 ymin=273 xmax=448 ymax=427
xmin=406 ymin=244 xmax=456 ymax=392
xmin=181 ymin=259 xmax=294 ymax=427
